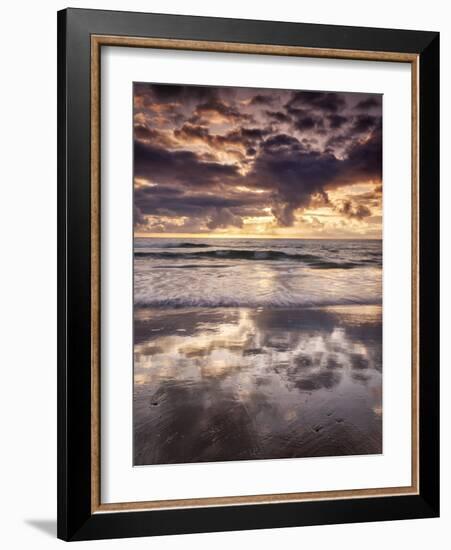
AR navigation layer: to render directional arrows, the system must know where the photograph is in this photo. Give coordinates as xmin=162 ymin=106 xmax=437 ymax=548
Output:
xmin=132 ymin=82 xmax=383 ymax=466
xmin=54 ymin=5 xmax=440 ymax=542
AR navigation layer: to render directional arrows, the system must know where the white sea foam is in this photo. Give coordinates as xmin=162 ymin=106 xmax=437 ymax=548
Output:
xmin=134 ymin=238 xmax=382 ymax=309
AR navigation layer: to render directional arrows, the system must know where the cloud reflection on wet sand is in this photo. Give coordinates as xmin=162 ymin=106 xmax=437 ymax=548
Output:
xmin=134 ymin=305 xmax=382 ymax=465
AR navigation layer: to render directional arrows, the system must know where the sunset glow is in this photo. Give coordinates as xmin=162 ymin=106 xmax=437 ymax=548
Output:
xmin=133 ymin=82 xmax=384 ymax=466
xmin=134 ymin=84 xmax=382 ymax=239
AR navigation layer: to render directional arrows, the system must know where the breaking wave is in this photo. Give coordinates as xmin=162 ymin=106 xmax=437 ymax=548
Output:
xmin=134 ymin=249 xmax=377 ymax=268
xmin=133 ymin=238 xmax=382 ymax=309
xmin=133 ymin=294 xmax=382 ymax=308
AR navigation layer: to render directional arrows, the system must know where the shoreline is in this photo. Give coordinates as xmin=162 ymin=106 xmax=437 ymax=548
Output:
xmin=134 ymin=305 xmax=382 ymax=466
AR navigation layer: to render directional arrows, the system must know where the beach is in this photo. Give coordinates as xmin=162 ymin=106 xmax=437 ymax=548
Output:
xmin=133 ymin=238 xmax=382 ymax=465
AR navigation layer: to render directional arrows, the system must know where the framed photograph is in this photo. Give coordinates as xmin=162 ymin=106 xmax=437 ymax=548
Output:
xmin=57 ymin=8 xmax=439 ymax=541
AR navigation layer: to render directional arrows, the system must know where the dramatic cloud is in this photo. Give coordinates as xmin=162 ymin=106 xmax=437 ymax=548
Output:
xmin=336 ymin=200 xmax=372 ymax=220
xmin=133 ymin=83 xmax=382 ymax=237
xmin=287 ymin=90 xmax=346 ymax=113
xmin=207 ymin=208 xmax=244 ymax=230
xmin=354 ymin=97 xmax=381 ymax=111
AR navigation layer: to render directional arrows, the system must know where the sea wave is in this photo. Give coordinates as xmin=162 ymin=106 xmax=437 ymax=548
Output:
xmin=133 ymin=239 xmax=382 ymax=309
xmin=134 ymin=294 xmax=382 ymax=308
xmin=134 ymin=249 xmax=377 ymax=268
xmin=135 ymin=242 xmax=211 ymax=249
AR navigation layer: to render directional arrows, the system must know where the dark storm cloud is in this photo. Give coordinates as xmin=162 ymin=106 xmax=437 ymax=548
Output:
xmin=247 ymin=135 xmax=339 ymax=225
xmin=265 ymin=110 xmax=292 ymax=124
xmin=286 ymin=91 xmax=346 ymax=113
xmin=342 ymin=126 xmax=382 ymax=182
xmin=134 ymin=204 xmax=146 ymax=226
xmin=337 ymin=200 xmax=372 ymax=220
xmin=354 ymin=97 xmax=381 ymax=111
xmin=135 ymin=82 xmax=217 ymax=104
xmin=351 ymin=114 xmax=380 ymax=134
xmin=134 ymin=175 xmax=266 ymax=223
xmin=173 ymin=123 xmax=210 ymax=142
xmin=294 ymin=115 xmax=318 ymax=131
xmin=134 ymin=125 xmax=180 ymax=149
xmin=135 ymin=185 xmax=259 ymax=212
xmin=190 ymin=99 xmax=255 ymax=125
xmin=327 ymin=114 xmax=348 ymax=129
xmin=134 ymin=140 xmax=240 ymax=188
xmin=133 ymin=83 xmax=382 ymax=231
xmin=249 ymin=94 xmax=274 ymax=106
xmin=206 ymin=208 xmax=244 ymax=229
xmin=325 ymin=134 xmax=349 ymax=150
xmin=262 ymin=133 xmax=305 ymax=151
xmin=244 ymin=125 xmax=381 ymax=226
xmin=174 ymin=123 xmax=270 ymax=150
xmin=170 ymin=124 xmax=276 ymax=169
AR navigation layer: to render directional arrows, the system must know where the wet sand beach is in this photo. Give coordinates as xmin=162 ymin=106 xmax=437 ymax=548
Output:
xmin=134 ymin=305 xmax=382 ymax=465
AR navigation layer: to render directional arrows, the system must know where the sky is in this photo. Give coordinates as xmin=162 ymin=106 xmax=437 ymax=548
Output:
xmin=134 ymin=83 xmax=382 ymax=239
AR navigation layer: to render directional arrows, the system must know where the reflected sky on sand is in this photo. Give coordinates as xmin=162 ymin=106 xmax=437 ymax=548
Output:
xmin=134 ymin=305 xmax=382 ymax=465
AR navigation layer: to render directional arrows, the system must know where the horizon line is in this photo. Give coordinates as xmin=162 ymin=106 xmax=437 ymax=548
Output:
xmin=134 ymin=233 xmax=382 ymax=241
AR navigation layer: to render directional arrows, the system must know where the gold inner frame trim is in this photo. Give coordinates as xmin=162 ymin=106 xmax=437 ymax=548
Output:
xmin=90 ymin=34 xmax=420 ymax=514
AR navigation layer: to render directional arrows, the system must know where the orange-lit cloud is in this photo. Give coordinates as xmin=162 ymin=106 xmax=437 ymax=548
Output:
xmin=133 ymin=83 xmax=382 ymax=239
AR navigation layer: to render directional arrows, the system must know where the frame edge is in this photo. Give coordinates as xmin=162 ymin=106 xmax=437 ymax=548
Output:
xmin=58 ymin=8 xmax=440 ymax=540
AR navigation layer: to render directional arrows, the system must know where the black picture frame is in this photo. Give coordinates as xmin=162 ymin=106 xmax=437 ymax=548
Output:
xmin=57 ymin=7 xmax=439 ymax=541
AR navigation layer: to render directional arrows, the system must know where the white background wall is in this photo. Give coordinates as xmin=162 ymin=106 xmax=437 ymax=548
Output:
xmin=0 ymin=0 xmax=448 ymax=547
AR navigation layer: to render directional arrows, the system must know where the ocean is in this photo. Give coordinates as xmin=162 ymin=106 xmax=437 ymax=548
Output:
xmin=133 ymin=238 xmax=383 ymax=465
xmin=134 ymin=238 xmax=382 ymax=309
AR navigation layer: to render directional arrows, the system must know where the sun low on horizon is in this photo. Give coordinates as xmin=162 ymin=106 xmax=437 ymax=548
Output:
xmin=134 ymin=83 xmax=382 ymax=240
